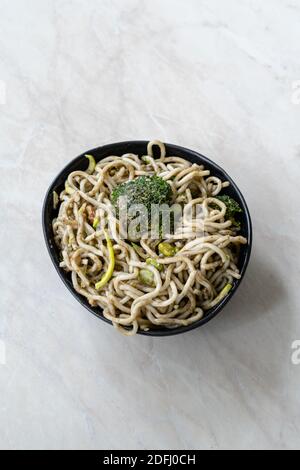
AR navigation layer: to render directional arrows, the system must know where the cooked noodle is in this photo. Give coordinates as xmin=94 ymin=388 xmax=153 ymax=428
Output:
xmin=53 ymin=140 xmax=247 ymax=335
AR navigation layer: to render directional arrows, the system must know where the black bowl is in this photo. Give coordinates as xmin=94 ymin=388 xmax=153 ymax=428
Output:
xmin=42 ymin=141 xmax=252 ymax=336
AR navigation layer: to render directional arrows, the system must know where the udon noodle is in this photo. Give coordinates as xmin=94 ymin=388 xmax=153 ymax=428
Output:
xmin=53 ymin=140 xmax=247 ymax=335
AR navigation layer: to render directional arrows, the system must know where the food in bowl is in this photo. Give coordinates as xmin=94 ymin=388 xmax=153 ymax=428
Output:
xmin=52 ymin=140 xmax=247 ymax=335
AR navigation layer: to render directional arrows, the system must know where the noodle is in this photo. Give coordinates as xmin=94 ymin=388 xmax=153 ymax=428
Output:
xmin=53 ymin=141 xmax=247 ymax=335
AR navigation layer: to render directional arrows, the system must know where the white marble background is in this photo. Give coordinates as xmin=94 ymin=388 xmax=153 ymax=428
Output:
xmin=0 ymin=0 xmax=299 ymax=450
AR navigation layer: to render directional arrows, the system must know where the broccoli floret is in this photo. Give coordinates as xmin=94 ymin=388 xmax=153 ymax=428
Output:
xmin=111 ymin=176 xmax=172 ymax=238
xmin=112 ymin=175 xmax=172 ymax=210
xmin=215 ymin=195 xmax=242 ymax=228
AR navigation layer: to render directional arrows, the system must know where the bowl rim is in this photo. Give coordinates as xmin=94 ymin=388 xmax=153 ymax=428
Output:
xmin=42 ymin=140 xmax=252 ymax=337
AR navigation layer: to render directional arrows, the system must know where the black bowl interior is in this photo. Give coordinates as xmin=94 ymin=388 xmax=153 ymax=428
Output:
xmin=42 ymin=141 xmax=252 ymax=336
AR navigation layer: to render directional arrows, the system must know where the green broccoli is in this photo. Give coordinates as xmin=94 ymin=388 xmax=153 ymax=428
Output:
xmin=111 ymin=176 xmax=173 ymax=238
xmin=215 ymin=195 xmax=242 ymax=228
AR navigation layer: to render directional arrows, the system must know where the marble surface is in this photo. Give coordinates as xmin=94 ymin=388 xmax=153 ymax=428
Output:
xmin=0 ymin=0 xmax=300 ymax=450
